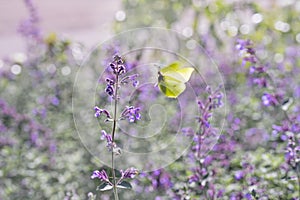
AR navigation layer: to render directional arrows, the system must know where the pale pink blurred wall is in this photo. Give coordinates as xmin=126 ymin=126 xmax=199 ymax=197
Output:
xmin=0 ymin=0 xmax=121 ymax=57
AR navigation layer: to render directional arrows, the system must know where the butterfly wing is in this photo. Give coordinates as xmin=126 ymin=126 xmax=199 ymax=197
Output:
xmin=158 ymin=75 xmax=186 ymax=98
xmin=160 ymin=62 xmax=180 ymax=74
xmin=174 ymin=68 xmax=194 ymax=82
xmin=158 ymin=62 xmax=194 ymax=98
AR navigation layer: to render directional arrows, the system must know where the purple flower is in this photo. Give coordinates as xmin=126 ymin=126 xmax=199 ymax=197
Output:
xmin=217 ymin=189 xmax=224 ymax=198
xmin=121 ymin=106 xmax=141 ymax=123
xmin=236 ymin=39 xmax=257 ymax=66
xmin=100 ymin=130 xmax=112 ymax=143
xmin=91 ymin=170 xmax=109 ymax=182
xmin=249 ymin=66 xmax=256 ymax=74
xmin=121 ymin=167 xmax=139 ymax=179
xmin=236 ymin=39 xmax=252 ymax=51
xmin=130 ymin=74 xmax=139 ymax=87
xmin=105 ymin=78 xmax=115 ymax=85
xmin=245 ymin=193 xmax=253 ymax=200
xmin=94 ymin=106 xmax=112 ymax=119
xmin=182 ymin=127 xmax=195 ymax=136
xmin=203 ymin=155 xmax=213 ymax=166
xmin=261 ymin=93 xmax=278 ymax=106
xmin=105 ymin=84 xmax=114 ymax=96
xmin=234 ymin=170 xmax=244 ymax=181
xmin=120 ymin=74 xmax=139 ymax=87
xmin=100 ymin=130 xmax=121 ymax=154
xmin=252 ymin=77 xmax=267 ymax=87
xmin=51 ymin=96 xmax=60 ymax=106
xmin=109 ymin=55 xmax=127 ymax=75
xmin=49 ymin=141 xmax=57 ymax=154
xmin=188 ymin=174 xmax=199 ymax=183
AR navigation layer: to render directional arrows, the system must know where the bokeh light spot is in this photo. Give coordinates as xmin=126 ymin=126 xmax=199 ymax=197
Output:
xmin=11 ymin=64 xmax=22 ymax=75
xmin=115 ymin=10 xmax=126 ymax=22
xmin=61 ymin=66 xmax=71 ymax=76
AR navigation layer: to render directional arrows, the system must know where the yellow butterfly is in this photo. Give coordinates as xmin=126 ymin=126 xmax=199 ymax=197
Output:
xmin=158 ymin=62 xmax=194 ymax=98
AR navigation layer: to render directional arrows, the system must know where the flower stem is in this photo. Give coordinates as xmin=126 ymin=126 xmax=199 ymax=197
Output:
xmin=112 ymin=153 xmax=119 ymax=200
xmin=111 ymin=73 xmax=119 ymax=200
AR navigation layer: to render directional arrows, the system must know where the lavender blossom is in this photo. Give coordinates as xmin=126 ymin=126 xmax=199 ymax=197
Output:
xmin=121 ymin=167 xmax=139 ymax=179
xmin=100 ymin=130 xmax=120 ymax=154
xmin=18 ymin=0 xmax=42 ymax=41
xmin=120 ymin=74 xmax=139 ymax=87
xmin=236 ymin=39 xmax=257 ymax=66
xmin=261 ymin=93 xmax=279 ymax=106
xmin=105 ymin=84 xmax=115 ymax=97
xmin=94 ymin=106 xmax=112 ymax=120
xmin=91 ymin=170 xmax=110 ymax=183
xmin=100 ymin=130 xmax=113 ymax=144
xmin=234 ymin=170 xmax=244 ymax=181
xmin=120 ymin=106 xmax=141 ymax=123
xmin=109 ymin=55 xmax=126 ymax=75
xmin=91 ymin=54 xmax=140 ymax=198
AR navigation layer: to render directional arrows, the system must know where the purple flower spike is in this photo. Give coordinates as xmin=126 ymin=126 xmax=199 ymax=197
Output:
xmin=91 ymin=170 xmax=109 ymax=182
xmin=109 ymin=55 xmax=127 ymax=75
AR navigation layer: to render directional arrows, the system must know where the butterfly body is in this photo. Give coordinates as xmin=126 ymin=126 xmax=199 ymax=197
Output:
xmin=158 ymin=62 xmax=194 ymax=98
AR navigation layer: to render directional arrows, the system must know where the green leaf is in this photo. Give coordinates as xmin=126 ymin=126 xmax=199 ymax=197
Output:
xmin=97 ymin=183 xmax=113 ymax=191
xmin=117 ymin=181 xmax=132 ymax=190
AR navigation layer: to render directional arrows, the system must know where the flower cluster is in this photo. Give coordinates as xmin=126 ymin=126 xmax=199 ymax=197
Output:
xmin=237 ymin=39 xmax=300 ymax=198
xmin=261 ymin=93 xmax=280 ymax=106
xmin=0 ymin=98 xmax=55 ymax=153
xmin=190 ymin=86 xmax=224 ymax=162
xmin=94 ymin=106 xmax=112 ymax=120
xmin=109 ymin=55 xmax=126 ymax=75
xmin=236 ymin=39 xmax=257 ymax=66
xmin=195 ymin=86 xmax=223 ymax=138
xmin=285 ymin=133 xmax=300 ymax=168
xmin=120 ymin=74 xmax=139 ymax=87
xmin=120 ymin=167 xmax=139 ymax=179
xmin=91 ymin=167 xmax=138 ymax=189
xmin=120 ymin=106 xmax=141 ymax=123
xmin=104 ymin=55 xmax=139 ymax=98
xmin=91 ymin=170 xmax=110 ymax=182
xmin=236 ymin=39 xmax=270 ymax=89
xmin=273 ymin=120 xmax=300 ymax=168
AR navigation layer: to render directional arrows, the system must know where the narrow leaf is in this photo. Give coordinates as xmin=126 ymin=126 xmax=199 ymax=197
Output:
xmin=117 ymin=181 xmax=132 ymax=190
xmin=97 ymin=183 xmax=113 ymax=191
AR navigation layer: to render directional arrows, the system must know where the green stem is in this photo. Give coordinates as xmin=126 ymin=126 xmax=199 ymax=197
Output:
xmin=111 ymin=73 xmax=119 ymax=200
xmin=112 ymin=153 xmax=118 ymax=200
xmin=192 ymin=9 xmax=199 ymax=35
